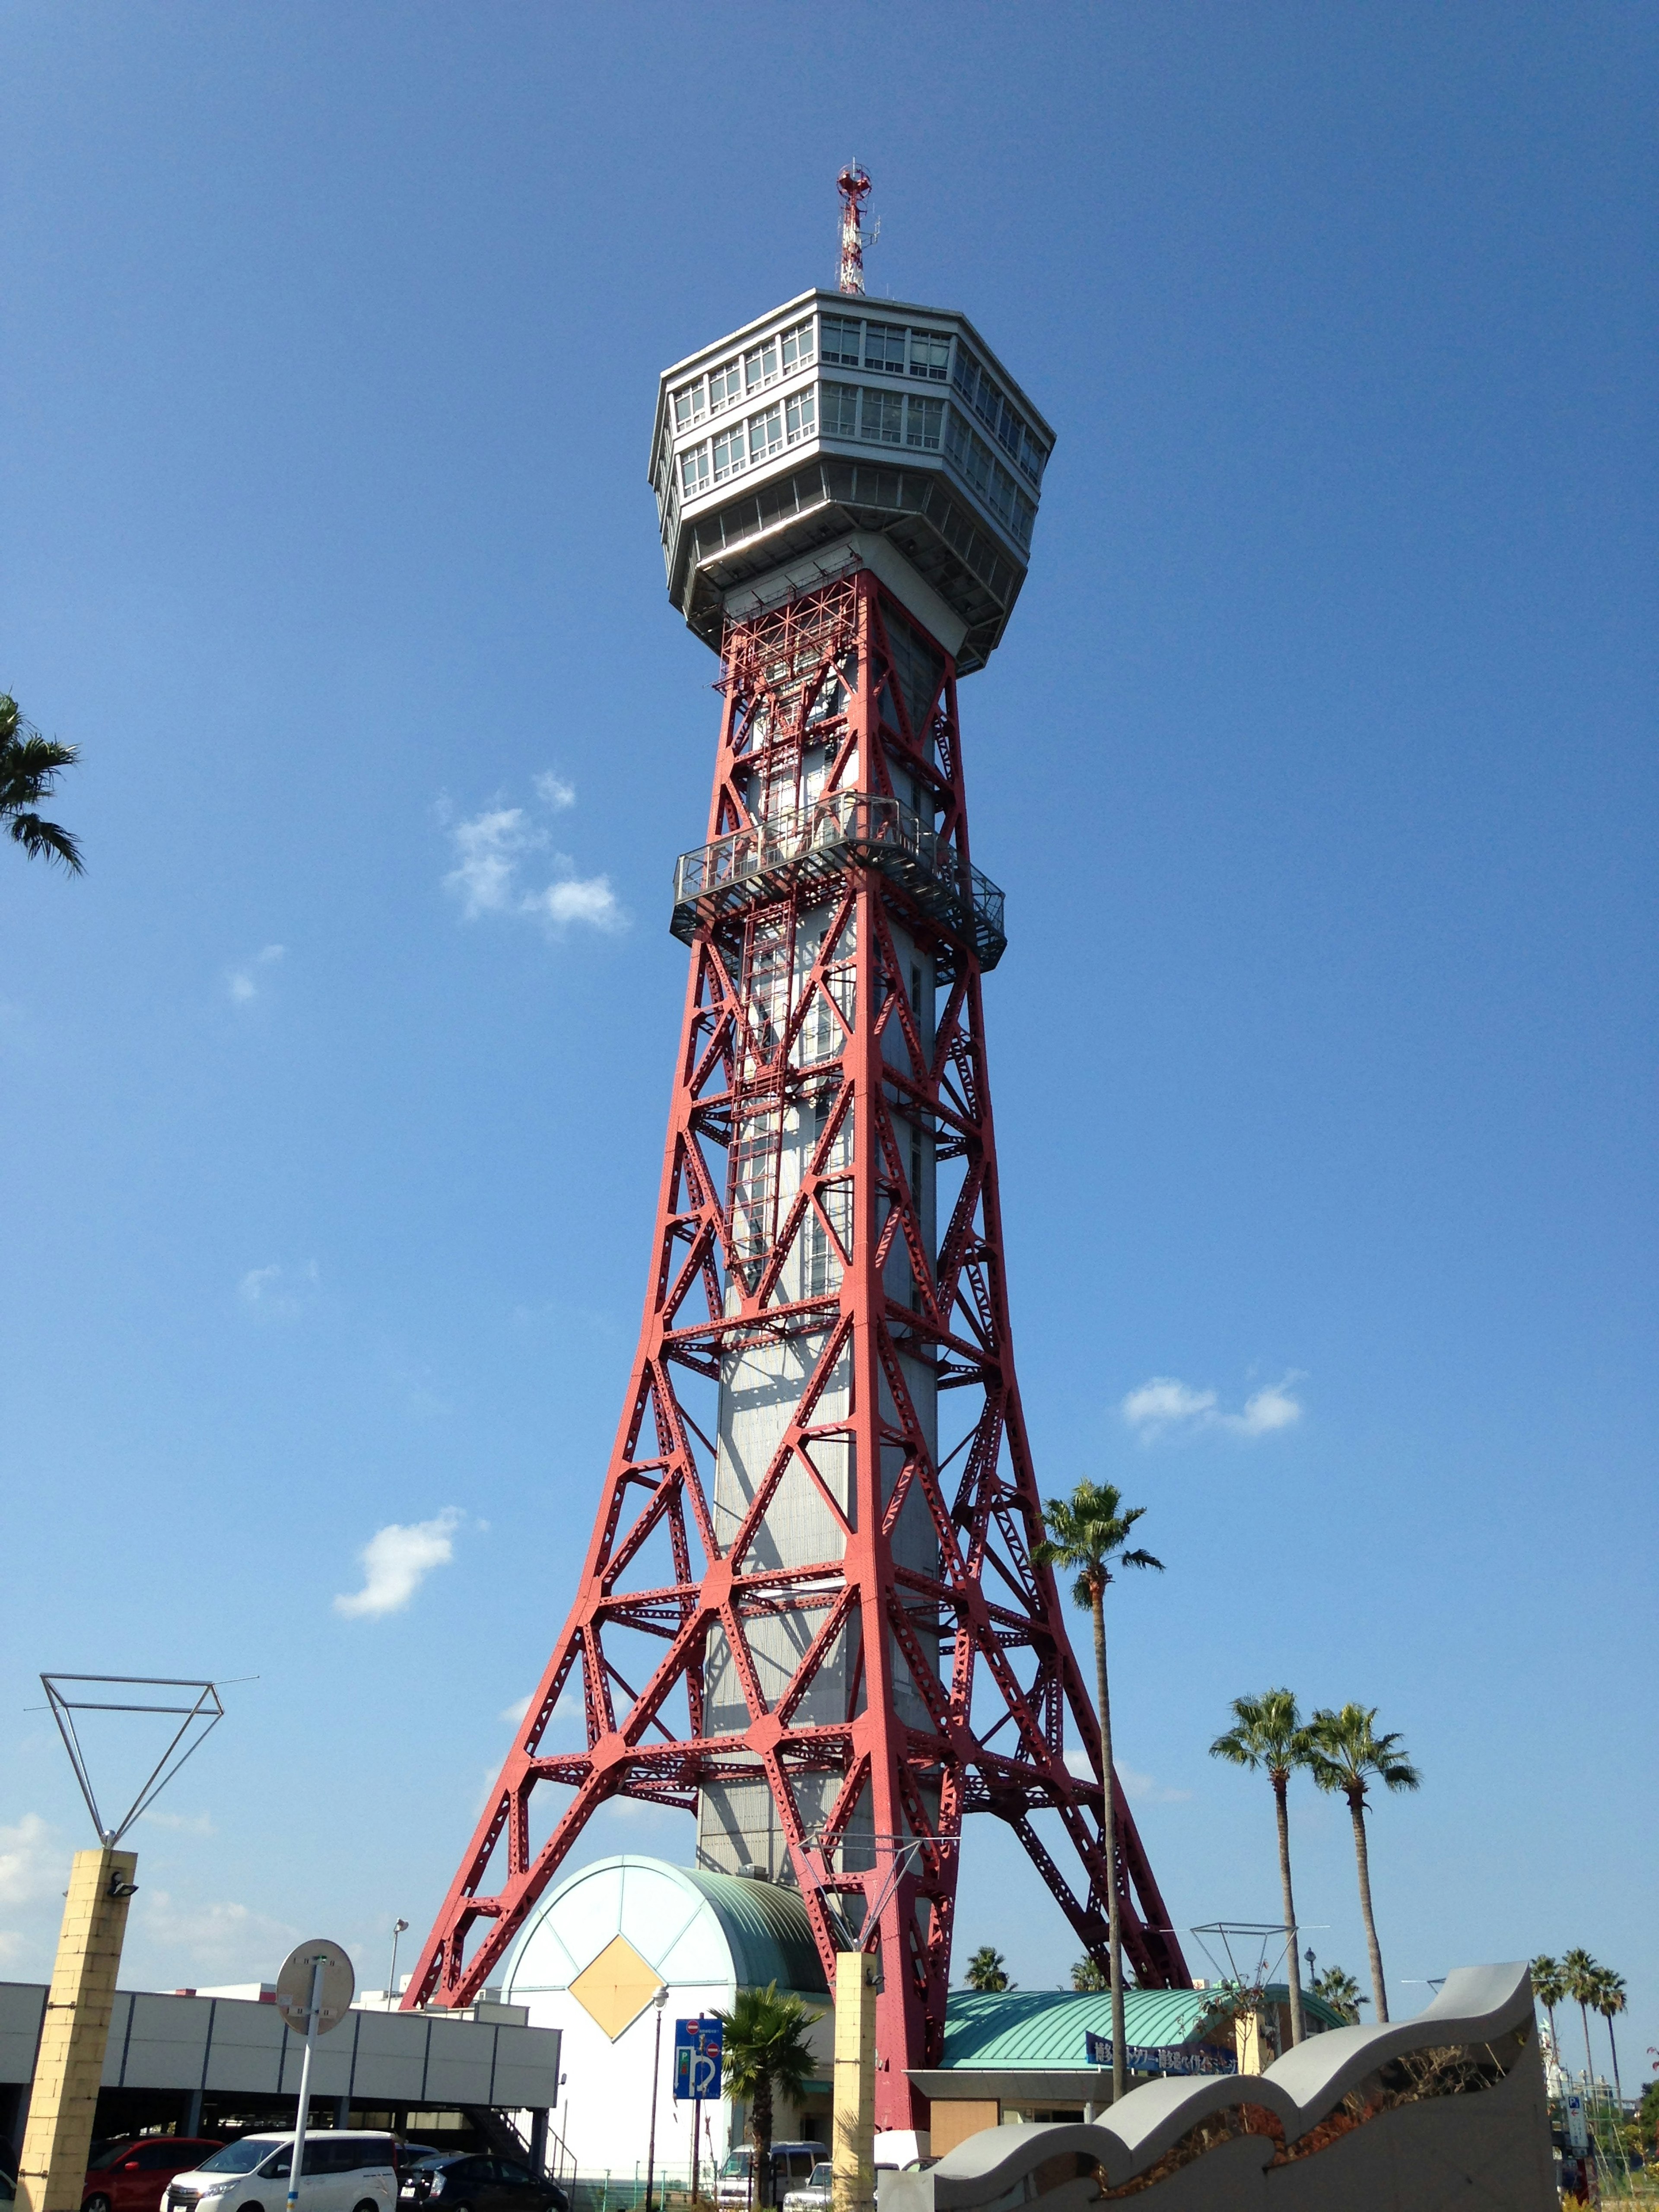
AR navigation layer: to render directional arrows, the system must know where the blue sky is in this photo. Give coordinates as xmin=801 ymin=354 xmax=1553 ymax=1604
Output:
xmin=1 ymin=1 xmax=1652 ymax=2079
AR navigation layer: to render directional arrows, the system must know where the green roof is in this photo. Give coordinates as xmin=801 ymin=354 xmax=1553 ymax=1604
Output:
xmin=940 ymin=1985 xmax=1346 ymax=2069
xmin=678 ymin=1867 xmax=830 ymax=1996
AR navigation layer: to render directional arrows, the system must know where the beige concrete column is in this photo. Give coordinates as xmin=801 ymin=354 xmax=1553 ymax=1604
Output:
xmin=19 ymin=1847 xmax=138 ymax=2212
xmin=1233 ymin=2006 xmax=1263 ymax=2076
xmin=831 ymin=1953 xmax=877 ymax=2212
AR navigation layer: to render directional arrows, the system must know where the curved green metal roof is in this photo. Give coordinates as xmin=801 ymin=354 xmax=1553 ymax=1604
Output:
xmin=940 ymin=1985 xmax=1344 ymax=2068
xmin=677 ymin=1866 xmax=830 ymax=1996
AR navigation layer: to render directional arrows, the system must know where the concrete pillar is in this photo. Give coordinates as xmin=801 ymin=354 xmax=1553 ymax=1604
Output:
xmin=529 ymin=2111 xmax=548 ymax=2179
xmin=18 ymin=1847 xmax=139 ymax=2212
xmin=831 ymin=1954 xmax=877 ymax=2212
xmin=1234 ymin=2009 xmax=1263 ymax=2076
xmin=334 ymin=2097 xmax=351 ymax=2128
xmin=182 ymin=2091 xmax=203 ymax=2139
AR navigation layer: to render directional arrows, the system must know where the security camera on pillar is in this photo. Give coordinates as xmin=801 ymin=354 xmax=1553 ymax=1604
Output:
xmin=406 ymin=170 xmax=1188 ymax=2138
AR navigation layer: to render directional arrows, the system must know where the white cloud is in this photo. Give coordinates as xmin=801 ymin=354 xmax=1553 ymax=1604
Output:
xmin=335 ymin=1508 xmax=464 ymax=1619
xmin=0 ymin=1814 xmax=60 ymax=1908
xmin=237 ymin=1260 xmax=319 ymax=1318
xmin=501 ymin=1694 xmax=534 ymax=1725
xmin=137 ymin=1888 xmax=297 ymax=1975
xmin=1121 ymin=1378 xmax=1218 ymax=1433
xmin=139 ymin=1809 xmax=216 ymax=1836
xmin=443 ymin=785 xmax=624 ymax=937
xmin=1063 ymin=1749 xmax=1191 ymax=1804
xmin=1121 ymin=1373 xmax=1303 ymax=1442
xmin=228 ymin=944 xmax=285 ymax=1004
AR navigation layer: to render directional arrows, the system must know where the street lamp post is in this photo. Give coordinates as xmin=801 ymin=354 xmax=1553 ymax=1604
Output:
xmin=388 ymin=1920 xmax=410 ymax=2006
xmin=645 ymin=1986 xmax=670 ymax=2212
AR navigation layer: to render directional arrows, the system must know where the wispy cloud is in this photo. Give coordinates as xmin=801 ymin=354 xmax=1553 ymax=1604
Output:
xmin=0 ymin=1814 xmax=60 ymax=1909
xmin=1121 ymin=1374 xmax=1304 ymax=1443
xmin=442 ymin=776 xmax=622 ymax=937
xmin=139 ymin=1809 xmax=216 ymax=1836
xmin=136 ymin=1888 xmax=297 ymax=1975
xmin=238 ymin=1260 xmax=319 ymax=1319
xmin=1064 ymin=1750 xmax=1192 ymax=1804
xmin=228 ymin=944 xmax=285 ymax=1004
xmin=335 ymin=1508 xmax=464 ymax=1618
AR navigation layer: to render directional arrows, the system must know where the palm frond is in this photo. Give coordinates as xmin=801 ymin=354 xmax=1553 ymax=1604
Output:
xmin=8 ymin=812 xmax=85 ymax=873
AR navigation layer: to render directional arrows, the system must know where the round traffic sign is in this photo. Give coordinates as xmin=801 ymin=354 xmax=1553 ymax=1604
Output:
xmin=275 ymin=1939 xmax=356 ymax=2035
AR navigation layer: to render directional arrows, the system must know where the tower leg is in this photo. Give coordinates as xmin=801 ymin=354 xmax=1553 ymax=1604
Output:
xmin=19 ymin=1848 xmax=138 ymax=2212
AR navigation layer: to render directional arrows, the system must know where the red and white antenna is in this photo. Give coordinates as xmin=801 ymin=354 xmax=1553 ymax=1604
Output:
xmin=837 ymin=162 xmax=873 ymax=295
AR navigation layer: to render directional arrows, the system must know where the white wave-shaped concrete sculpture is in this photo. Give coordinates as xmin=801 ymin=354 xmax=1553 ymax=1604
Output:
xmin=881 ymin=1963 xmax=1555 ymax=2212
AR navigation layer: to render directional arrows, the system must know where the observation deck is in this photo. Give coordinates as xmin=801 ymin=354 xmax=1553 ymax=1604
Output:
xmin=670 ymin=791 xmax=1007 ymax=971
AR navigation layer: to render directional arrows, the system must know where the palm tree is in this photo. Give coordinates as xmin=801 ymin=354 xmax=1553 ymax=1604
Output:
xmin=1306 ymin=1704 xmax=1420 ymax=2024
xmin=1310 ymin=1965 xmax=1366 ymax=2025
xmin=1209 ymin=1688 xmax=1314 ymax=2047
xmin=1531 ymin=1955 xmax=1567 ymax=2074
xmin=1033 ymin=1479 xmax=1164 ymax=2105
xmin=1590 ymin=1968 xmax=1627 ymax=2106
xmin=711 ymin=1983 xmax=821 ymax=2206
xmin=1561 ymin=1949 xmax=1601 ymax=2085
xmin=1070 ymin=1956 xmax=1109 ymax=1993
xmin=963 ymin=1946 xmax=1013 ymax=1993
xmin=0 ymin=695 xmax=83 ymax=873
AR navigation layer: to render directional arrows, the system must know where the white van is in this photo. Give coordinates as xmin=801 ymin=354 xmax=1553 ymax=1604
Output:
xmin=165 ymin=2136 xmax=400 ymax=2212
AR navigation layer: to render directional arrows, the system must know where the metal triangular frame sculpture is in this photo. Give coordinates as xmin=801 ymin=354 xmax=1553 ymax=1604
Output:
xmin=406 ymin=569 xmax=1188 ymax=2128
xmin=42 ymin=1675 xmax=226 ymax=1847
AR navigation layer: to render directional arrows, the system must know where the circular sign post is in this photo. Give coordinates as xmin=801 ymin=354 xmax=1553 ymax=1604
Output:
xmin=274 ymin=1940 xmax=356 ymax=2212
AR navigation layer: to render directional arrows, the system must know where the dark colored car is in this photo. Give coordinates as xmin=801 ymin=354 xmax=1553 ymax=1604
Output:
xmin=86 ymin=2142 xmax=227 ymax=2212
xmin=398 ymin=2155 xmax=566 ymax=2212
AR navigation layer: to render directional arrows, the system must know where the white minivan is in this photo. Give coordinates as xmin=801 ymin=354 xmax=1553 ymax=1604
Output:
xmin=166 ymin=2136 xmax=400 ymax=2212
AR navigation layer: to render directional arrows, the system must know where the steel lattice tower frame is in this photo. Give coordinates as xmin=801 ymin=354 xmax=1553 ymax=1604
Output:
xmin=407 ymin=285 xmax=1188 ymax=2132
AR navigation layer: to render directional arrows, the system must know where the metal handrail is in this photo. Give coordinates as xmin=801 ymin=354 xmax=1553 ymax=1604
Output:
xmin=670 ymin=791 xmax=1006 ymax=967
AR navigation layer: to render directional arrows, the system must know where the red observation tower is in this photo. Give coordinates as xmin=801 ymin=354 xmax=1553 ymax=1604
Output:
xmin=406 ymin=206 xmax=1189 ymax=2129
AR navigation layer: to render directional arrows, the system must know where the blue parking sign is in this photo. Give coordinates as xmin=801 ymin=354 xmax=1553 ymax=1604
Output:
xmin=674 ymin=2017 xmax=723 ymax=2101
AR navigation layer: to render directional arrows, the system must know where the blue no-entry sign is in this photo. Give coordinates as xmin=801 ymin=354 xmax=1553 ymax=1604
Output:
xmin=674 ymin=2017 xmax=723 ymax=2101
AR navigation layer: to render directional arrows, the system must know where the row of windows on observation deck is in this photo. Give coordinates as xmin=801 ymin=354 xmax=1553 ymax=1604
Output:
xmin=674 ymin=381 xmax=1037 ymax=552
xmin=669 ymin=308 xmax=1049 ymax=490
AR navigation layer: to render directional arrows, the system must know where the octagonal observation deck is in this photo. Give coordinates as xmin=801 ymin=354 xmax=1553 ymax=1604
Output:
xmin=649 ymin=289 xmax=1055 ymax=675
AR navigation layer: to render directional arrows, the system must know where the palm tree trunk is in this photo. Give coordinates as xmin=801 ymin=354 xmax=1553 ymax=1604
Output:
xmin=1346 ymin=1790 xmax=1389 ymax=2023
xmin=1579 ymin=2002 xmax=1594 ymax=2084
xmin=1605 ymin=2017 xmax=1624 ymax=2106
xmin=754 ymin=2071 xmax=773 ymax=2207
xmin=1272 ymin=1774 xmax=1305 ymax=2047
xmin=1091 ymin=1586 xmax=1125 ymax=2105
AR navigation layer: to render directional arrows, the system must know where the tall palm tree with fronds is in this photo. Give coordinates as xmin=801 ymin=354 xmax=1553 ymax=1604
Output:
xmin=1532 ymin=1955 xmax=1568 ymax=2074
xmin=1306 ymin=1704 xmax=1420 ymax=2024
xmin=0 ymin=695 xmax=83 ymax=873
xmin=1590 ymin=1967 xmax=1627 ymax=2106
xmin=1209 ymin=1688 xmax=1315 ymax=2047
xmin=1310 ymin=1964 xmax=1365 ymax=2025
xmin=1561 ymin=1949 xmax=1603 ymax=2085
xmin=1033 ymin=1479 xmax=1164 ymax=2104
xmin=963 ymin=1945 xmax=1013 ymax=1992
xmin=711 ymin=1983 xmax=821 ymax=2207
xmin=1070 ymin=1956 xmax=1109 ymax=1992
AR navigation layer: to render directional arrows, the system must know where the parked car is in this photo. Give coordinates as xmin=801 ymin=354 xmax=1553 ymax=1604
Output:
xmin=86 ymin=2140 xmax=226 ymax=2212
xmin=397 ymin=2153 xmax=566 ymax=2212
xmin=165 ymin=2134 xmax=400 ymax=2212
xmin=780 ymin=2160 xmax=832 ymax=2212
xmin=717 ymin=2144 xmax=827 ymax=2209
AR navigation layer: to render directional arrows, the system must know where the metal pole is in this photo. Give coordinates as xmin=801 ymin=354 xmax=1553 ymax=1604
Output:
xmin=285 ymin=1958 xmax=324 ymax=2212
xmin=388 ymin=1921 xmax=409 ymax=2006
xmin=691 ymin=2094 xmax=700 ymax=2210
xmin=645 ymin=1992 xmax=667 ymax=2212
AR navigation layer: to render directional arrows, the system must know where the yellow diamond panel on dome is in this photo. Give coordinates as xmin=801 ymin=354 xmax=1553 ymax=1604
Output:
xmin=569 ymin=1932 xmax=664 ymax=2041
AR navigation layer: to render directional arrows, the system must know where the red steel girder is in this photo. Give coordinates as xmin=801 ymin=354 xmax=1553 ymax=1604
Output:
xmin=404 ymin=569 xmax=1188 ymax=2129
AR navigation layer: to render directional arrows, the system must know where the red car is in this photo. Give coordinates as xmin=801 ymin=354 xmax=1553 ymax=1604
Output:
xmin=85 ymin=2141 xmax=226 ymax=2212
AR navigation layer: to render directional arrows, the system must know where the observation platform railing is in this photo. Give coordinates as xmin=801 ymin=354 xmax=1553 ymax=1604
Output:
xmin=669 ymin=790 xmax=1006 ymax=969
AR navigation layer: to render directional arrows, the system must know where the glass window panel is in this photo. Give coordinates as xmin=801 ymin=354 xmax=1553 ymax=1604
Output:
xmin=820 ymin=315 xmax=862 ymax=366
xmin=749 ymin=403 xmax=783 ymax=461
xmin=905 ymin=396 xmax=943 ymax=450
xmin=681 ymin=444 xmax=710 ymax=497
xmin=859 ymin=388 xmax=903 ymax=444
xmin=785 ymin=388 xmax=817 ymax=444
xmin=713 ymin=423 xmax=746 ymax=482
xmin=908 ymin=330 xmax=950 ymax=381
xmin=863 ymin=321 xmax=907 ymax=372
xmin=745 ymin=338 xmax=779 ymax=391
xmin=781 ymin=318 xmax=816 ymax=371
xmin=821 ymin=381 xmax=860 ymax=438
xmin=709 ymin=359 xmax=743 ymax=412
